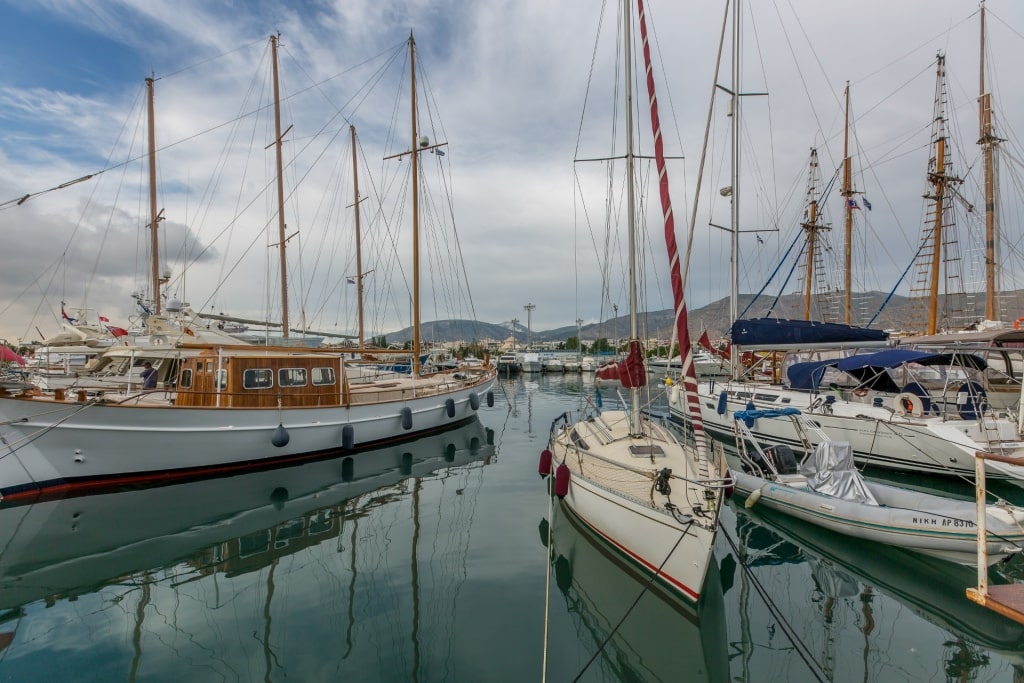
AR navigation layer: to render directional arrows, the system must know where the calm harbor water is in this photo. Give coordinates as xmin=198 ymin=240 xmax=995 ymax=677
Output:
xmin=1 ymin=373 xmax=1023 ymax=682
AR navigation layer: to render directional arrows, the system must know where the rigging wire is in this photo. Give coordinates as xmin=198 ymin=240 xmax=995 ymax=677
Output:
xmin=720 ymin=524 xmax=829 ymax=683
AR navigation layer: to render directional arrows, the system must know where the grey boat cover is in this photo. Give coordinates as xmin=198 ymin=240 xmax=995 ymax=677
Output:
xmin=799 ymin=441 xmax=879 ymax=505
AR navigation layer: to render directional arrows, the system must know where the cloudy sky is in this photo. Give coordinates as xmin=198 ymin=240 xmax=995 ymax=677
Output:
xmin=1 ymin=0 xmax=1022 ymax=344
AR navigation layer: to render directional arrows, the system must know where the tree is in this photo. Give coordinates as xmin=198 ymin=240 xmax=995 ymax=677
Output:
xmin=565 ymin=336 xmax=579 ymax=351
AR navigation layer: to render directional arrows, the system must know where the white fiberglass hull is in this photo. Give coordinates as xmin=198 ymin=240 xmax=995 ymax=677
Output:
xmin=731 ymin=470 xmax=1024 ymax=564
xmin=671 ymin=384 xmax=1024 ymax=482
xmin=0 ymin=376 xmax=494 ymax=500
xmin=549 ymin=410 xmax=721 ymax=604
xmin=0 ymin=417 xmax=494 ymax=610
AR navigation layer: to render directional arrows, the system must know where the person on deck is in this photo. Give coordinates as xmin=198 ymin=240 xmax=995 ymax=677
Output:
xmin=140 ymin=361 xmax=158 ymax=390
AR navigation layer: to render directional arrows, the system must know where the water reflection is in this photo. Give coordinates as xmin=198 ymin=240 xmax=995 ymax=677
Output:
xmin=727 ymin=502 xmax=1024 ymax=680
xmin=540 ymin=503 xmax=730 ymax=683
xmin=0 ymin=418 xmax=495 ymax=681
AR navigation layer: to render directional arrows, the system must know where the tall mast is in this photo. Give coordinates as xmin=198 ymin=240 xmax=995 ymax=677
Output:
xmin=841 ymin=82 xmax=854 ymax=324
xmin=409 ymin=32 xmax=422 ymax=375
xmin=271 ymin=34 xmax=290 ymax=338
xmin=801 ymin=149 xmax=825 ymax=321
xmin=729 ymin=0 xmax=741 ymax=377
xmin=146 ymin=77 xmax=161 ymax=315
xmin=623 ymin=0 xmax=641 ymax=434
xmin=979 ymin=1 xmax=999 ymax=321
xmin=926 ymin=54 xmax=951 ymax=335
xmin=351 ymin=125 xmax=365 ymax=348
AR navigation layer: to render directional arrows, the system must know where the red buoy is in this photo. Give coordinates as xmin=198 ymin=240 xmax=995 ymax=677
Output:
xmin=554 ymin=463 xmax=570 ymax=498
xmin=538 ymin=449 xmax=553 ymax=478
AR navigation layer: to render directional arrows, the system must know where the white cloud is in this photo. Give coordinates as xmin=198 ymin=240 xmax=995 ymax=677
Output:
xmin=1 ymin=0 xmax=1023 ymax=340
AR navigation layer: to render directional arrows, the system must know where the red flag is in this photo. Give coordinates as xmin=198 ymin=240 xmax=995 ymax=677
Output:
xmin=698 ymin=329 xmax=714 ymax=352
xmin=99 ymin=315 xmax=110 ymax=323
xmin=106 ymin=326 xmax=129 ymax=338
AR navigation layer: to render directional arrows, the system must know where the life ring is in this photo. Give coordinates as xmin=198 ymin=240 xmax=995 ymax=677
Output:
xmin=1015 ymin=316 xmax=1024 ymax=330
xmin=893 ymin=392 xmax=924 ymax=417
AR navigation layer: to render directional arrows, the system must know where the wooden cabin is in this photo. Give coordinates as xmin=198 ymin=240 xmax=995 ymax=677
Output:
xmin=175 ymin=350 xmax=345 ymax=408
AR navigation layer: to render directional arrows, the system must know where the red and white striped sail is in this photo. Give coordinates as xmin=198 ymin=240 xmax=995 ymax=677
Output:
xmin=637 ymin=0 xmax=707 ymax=454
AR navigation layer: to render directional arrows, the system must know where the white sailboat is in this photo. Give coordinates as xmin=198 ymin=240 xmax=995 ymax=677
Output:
xmin=544 ymin=0 xmax=728 ymax=605
xmin=0 ymin=34 xmax=496 ymax=502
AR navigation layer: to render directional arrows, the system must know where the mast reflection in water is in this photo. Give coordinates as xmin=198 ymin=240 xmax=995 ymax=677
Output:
xmin=0 ymin=418 xmax=494 ymax=682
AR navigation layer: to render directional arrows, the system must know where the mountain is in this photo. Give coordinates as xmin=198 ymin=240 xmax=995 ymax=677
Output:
xmin=384 ymin=291 xmax=1024 ymax=345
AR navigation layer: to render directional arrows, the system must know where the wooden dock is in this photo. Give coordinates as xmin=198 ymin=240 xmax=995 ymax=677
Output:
xmin=969 ymin=450 xmax=1024 ymax=625
xmin=966 ymin=585 xmax=1024 ymax=625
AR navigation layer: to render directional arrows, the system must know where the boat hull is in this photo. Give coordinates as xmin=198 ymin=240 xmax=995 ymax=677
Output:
xmin=731 ymin=470 xmax=1024 ymax=564
xmin=671 ymin=384 xmax=1024 ymax=482
xmin=549 ymin=411 xmax=720 ymax=604
xmin=0 ymin=376 xmax=494 ymax=501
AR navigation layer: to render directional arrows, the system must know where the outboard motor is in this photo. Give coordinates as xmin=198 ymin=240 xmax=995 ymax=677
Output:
xmin=744 ymin=443 xmax=798 ymax=476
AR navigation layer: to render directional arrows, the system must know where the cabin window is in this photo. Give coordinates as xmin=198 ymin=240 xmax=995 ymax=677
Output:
xmin=216 ymin=369 xmax=227 ymax=390
xmin=243 ymin=368 xmax=274 ymax=389
xmin=312 ymin=367 xmax=336 ymax=386
xmin=279 ymin=368 xmax=307 ymax=387
xmin=179 ymin=369 xmax=193 ymax=389
xmin=206 ymin=361 xmax=213 ymax=374
xmin=753 ymin=393 xmax=777 ymax=402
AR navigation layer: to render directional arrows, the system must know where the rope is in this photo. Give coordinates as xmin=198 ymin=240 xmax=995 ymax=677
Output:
xmin=570 ymin=518 xmax=693 ymax=683
xmin=720 ymin=524 xmax=829 ymax=683
xmin=541 ymin=477 xmax=555 ymax=683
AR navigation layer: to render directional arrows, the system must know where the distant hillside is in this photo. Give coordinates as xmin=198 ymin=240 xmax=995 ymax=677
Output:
xmin=385 ymin=291 xmax=1024 ymax=344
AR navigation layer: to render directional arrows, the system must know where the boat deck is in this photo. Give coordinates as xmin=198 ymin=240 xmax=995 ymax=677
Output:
xmin=966 ymin=585 xmax=1024 ymax=625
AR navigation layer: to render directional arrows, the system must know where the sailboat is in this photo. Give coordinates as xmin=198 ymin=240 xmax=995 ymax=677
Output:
xmin=667 ymin=7 xmax=1024 ymax=483
xmin=541 ymin=509 xmax=730 ymax=682
xmin=544 ymin=0 xmax=729 ymax=605
xmin=0 ymin=35 xmax=496 ymax=502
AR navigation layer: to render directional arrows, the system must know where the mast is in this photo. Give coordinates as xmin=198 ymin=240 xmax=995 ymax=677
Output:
xmin=351 ymin=125 xmax=365 ymax=348
xmin=926 ymin=54 xmax=952 ymax=335
xmin=409 ymin=33 xmax=422 ymax=374
xmin=801 ymin=149 xmax=825 ymax=321
xmin=270 ymin=34 xmax=290 ymax=338
xmin=841 ymin=82 xmax=854 ymax=324
xmin=979 ymin=1 xmax=999 ymax=321
xmin=623 ymin=0 xmax=641 ymax=434
xmin=146 ymin=77 xmax=161 ymax=315
xmin=729 ymin=0 xmax=741 ymax=377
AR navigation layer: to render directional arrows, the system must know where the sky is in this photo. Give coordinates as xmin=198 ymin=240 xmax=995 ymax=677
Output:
xmin=1 ymin=0 xmax=1023 ymax=344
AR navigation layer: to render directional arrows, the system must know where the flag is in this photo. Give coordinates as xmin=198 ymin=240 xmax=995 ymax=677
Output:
xmin=99 ymin=315 xmax=110 ymax=323
xmin=346 ymin=277 xmax=356 ymax=285
xmin=862 ymin=196 xmax=872 ymax=211
xmin=698 ymin=329 xmax=715 ymax=353
xmin=435 ymin=149 xmax=446 ymax=157
xmin=756 ymin=234 xmax=764 ymax=245
xmin=847 ymin=198 xmax=860 ymax=210
xmin=61 ymin=303 xmax=76 ymax=324
xmin=106 ymin=326 xmax=129 ymax=338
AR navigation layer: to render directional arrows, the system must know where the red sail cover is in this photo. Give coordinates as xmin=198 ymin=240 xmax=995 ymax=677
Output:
xmin=638 ymin=0 xmax=706 ymax=452
xmin=595 ymin=340 xmax=647 ymax=388
xmin=698 ymin=329 xmax=730 ymax=360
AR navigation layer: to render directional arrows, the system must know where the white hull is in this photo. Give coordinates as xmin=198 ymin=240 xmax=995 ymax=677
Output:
xmin=732 ymin=470 xmax=1024 ymax=564
xmin=0 ymin=418 xmax=494 ymax=609
xmin=548 ymin=503 xmax=729 ymax=682
xmin=0 ymin=375 xmax=495 ymax=500
xmin=670 ymin=383 xmax=1024 ymax=482
xmin=549 ymin=410 xmax=721 ymax=604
